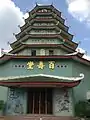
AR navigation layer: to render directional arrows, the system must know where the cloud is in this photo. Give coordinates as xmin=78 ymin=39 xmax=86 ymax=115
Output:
xmin=0 ymin=0 xmax=25 ymax=49
xmin=76 ymin=47 xmax=90 ymax=60
xmin=66 ymin=0 xmax=90 ymax=25
xmin=83 ymin=54 xmax=90 ymax=60
xmin=83 ymin=38 xmax=90 ymax=41
xmin=76 ymin=48 xmax=86 ymax=54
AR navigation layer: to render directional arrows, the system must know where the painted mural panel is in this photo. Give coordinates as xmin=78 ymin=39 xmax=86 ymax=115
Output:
xmin=53 ymin=88 xmax=73 ymax=116
xmin=6 ymin=88 xmax=27 ymax=115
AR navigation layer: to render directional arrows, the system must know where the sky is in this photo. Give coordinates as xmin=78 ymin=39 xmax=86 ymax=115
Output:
xmin=0 ymin=0 xmax=90 ymax=59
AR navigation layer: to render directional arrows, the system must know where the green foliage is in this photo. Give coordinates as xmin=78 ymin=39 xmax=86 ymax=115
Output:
xmin=0 ymin=100 xmax=4 ymax=110
xmin=75 ymin=100 xmax=90 ymax=118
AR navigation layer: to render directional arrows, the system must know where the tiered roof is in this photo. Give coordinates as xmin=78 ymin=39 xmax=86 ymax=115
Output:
xmin=10 ymin=4 xmax=76 ymax=52
xmin=0 ymin=4 xmax=90 ymax=66
xmin=0 ymin=73 xmax=84 ymax=87
xmin=0 ymin=4 xmax=88 ymax=87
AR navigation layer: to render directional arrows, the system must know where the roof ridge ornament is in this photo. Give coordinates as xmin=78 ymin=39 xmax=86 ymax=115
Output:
xmin=35 ymin=2 xmax=38 ymax=6
xmin=64 ymin=51 xmax=79 ymax=56
xmin=18 ymin=25 xmax=20 ymax=28
xmin=78 ymin=41 xmax=81 ymax=45
xmin=13 ymin=33 xmax=16 ymax=36
xmin=58 ymin=29 xmax=62 ymax=34
xmin=2 ymin=52 xmax=17 ymax=56
xmin=51 ymin=2 xmax=53 ymax=6
xmin=56 ymin=21 xmax=59 ymax=25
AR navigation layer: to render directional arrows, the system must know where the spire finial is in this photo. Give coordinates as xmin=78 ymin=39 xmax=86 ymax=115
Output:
xmin=13 ymin=33 xmax=15 ymax=36
xmin=26 ymin=10 xmax=29 ymax=13
xmin=35 ymin=1 xmax=38 ymax=6
xmin=78 ymin=41 xmax=81 ymax=45
xmin=22 ymin=17 xmax=25 ymax=20
xmin=18 ymin=25 xmax=20 ymax=28
xmin=7 ymin=41 xmax=10 ymax=45
xmin=51 ymin=2 xmax=53 ymax=6
xmin=85 ymin=51 xmax=87 ymax=55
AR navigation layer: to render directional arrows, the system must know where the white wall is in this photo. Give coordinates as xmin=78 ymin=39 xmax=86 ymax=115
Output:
xmin=26 ymin=39 xmax=59 ymax=44
xmin=17 ymin=48 xmax=67 ymax=56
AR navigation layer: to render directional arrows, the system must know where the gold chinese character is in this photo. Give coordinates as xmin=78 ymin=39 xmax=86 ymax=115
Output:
xmin=37 ymin=61 xmax=45 ymax=69
xmin=27 ymin=61 xmax=34 ymax=69
xmin=49 ymin=61 xmax=55 ymax=70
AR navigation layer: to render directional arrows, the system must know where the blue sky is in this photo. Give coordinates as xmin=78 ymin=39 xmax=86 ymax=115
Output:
xmin=12 ymin=0 xmax=90 ymax=55
xmin=0 ymin=0 xmax=90 ymax=58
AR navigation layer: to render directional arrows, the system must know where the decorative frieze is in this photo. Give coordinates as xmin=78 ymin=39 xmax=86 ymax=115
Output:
xmin=37 ymin=9 xmax=51 ymax=13
xmin=33 ymin=23 xmax=54 ymax=26
xmin=53 ymin=88 xmax=73 ymax=116
xmin=30 ymin=30 xmax=56 ymax=34
xmin=6 ymin=88 xmax=27 ymax=115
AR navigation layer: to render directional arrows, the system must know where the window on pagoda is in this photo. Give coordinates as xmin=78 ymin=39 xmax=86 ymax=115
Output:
xmin=38 ymin=9 xmax=48 ymax=13
xmin=40 ymin=49 xmax=45 ymax=56
xmin=31 ymin=50 xmax=36 ymax=56
xmin=49 ymin=50 xmax=54 ymax=56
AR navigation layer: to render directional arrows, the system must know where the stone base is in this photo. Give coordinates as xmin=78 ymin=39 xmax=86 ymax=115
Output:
xmin=0 ymin=115 xmax=82 ymax=120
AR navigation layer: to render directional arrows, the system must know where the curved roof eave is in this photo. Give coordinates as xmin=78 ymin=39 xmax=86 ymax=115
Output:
xmin=0 ymin=74 xmax=83 ymax=88
xmin=0 ymin=73 xmax=84 ymax=82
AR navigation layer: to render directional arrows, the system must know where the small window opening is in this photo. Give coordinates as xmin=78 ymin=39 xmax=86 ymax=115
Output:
xmin=31 ymin=50 xmax=36 ymax=56
xmin=49 ymin=50 xmax=54 ymax=56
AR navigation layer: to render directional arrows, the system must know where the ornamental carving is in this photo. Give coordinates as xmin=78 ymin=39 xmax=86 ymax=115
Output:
xmin=6 ymin=88 xmax=26 ymax=115
xmin=55 ymin=89 xmax=70 ymax=113
xmin=38 ymin=9 xmax=48 ymax=12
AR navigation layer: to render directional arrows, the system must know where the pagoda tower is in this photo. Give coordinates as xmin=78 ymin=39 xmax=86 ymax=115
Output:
xmin=0 ymin=4 xmax=89 ymax=117
xmin=10 ymin=4 xmax=78 ymax=55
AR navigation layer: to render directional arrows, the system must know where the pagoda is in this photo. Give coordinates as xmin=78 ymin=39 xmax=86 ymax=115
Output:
xmin=0 ymin=4 xmax=89 ymax=117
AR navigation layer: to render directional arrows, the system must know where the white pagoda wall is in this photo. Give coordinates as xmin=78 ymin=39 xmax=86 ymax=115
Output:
xmin=17 ymin=48 xmax=67 ymax=56
xmin=53 ymin=88 xmax=74 ymax=116
xmin=26 ymin=38 xmax=62 ymax=44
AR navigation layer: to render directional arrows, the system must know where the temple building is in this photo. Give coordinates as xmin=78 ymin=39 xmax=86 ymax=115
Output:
xmin=0 ymin=4 xmax=89 ymax=117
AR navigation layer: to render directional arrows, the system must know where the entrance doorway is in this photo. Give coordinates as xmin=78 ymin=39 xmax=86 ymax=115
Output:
xmin=27 ymin=88 xmax=52 ymax=114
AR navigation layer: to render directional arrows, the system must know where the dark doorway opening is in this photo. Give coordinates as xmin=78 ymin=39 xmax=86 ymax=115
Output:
xmin=27 ymin=88 xmax=52 ymax=114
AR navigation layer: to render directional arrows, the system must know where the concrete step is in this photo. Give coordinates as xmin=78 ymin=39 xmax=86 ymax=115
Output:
xmin=0 ymin=115 xmax=81 ymax=120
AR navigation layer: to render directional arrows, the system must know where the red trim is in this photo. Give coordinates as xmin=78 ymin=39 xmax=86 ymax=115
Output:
xmin=11 ymin=34 xmax=77 ymax=49
xmin=19 ymin=44 xmax=73 ymax=47
xmin=10 ymin=44 xmax=75 ymax=54
xmin=0 ymin=54 xmax=90 ymax=65
xmin=0 ymin=81 xmax=81 ymax=88
xmin=16 ymin=26 xmax=57 ymax=39
xmin=0 ymin=55 xmax=72 ymax=60
xmin=13 ymin=55 xmax=72 ymax=59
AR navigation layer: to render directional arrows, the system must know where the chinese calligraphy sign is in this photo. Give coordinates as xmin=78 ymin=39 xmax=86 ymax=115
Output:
xmin=27 ymin=61 xmax=34 ymax=69
xmin=37 ymin=61 xmax=45 ymax=69
xmin=27 ymin=61 xmax=55 ymax=70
